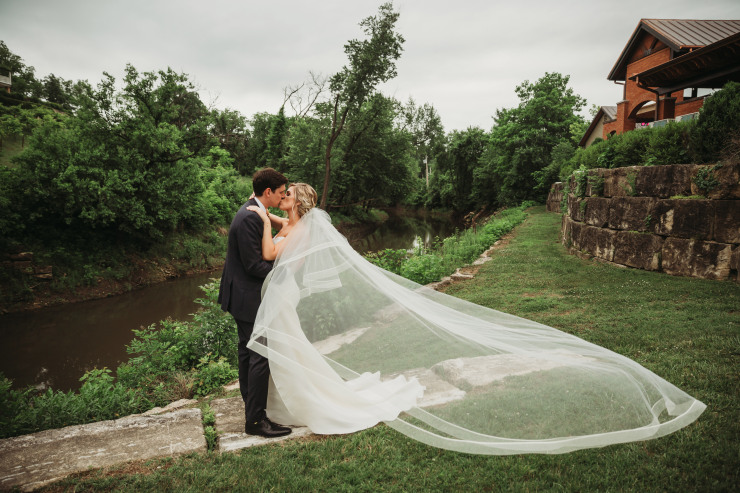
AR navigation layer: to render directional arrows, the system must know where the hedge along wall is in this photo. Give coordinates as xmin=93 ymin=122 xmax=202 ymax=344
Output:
xmin=546 ymin=163 xmax=740 ymax=281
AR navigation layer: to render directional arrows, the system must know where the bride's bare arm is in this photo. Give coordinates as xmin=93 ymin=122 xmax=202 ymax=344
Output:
xmin=267 ymin=212 xmax=288 ymax=231
xmin=247 ymin=206 xmax=279 ymax=261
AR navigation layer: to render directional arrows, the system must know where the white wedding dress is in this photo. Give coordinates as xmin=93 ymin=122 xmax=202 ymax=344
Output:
xmin=259 ymin=236 xmax=424 ymax=434
xmin=247 ymin=209 xmax=705 ymax=454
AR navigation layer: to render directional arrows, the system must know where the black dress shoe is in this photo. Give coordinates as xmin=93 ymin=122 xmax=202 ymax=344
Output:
xmin=244 ymin=418 xmax=292 ymax=438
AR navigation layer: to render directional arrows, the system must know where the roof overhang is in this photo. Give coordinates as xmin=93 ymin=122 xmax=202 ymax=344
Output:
xmin=630 ymin=32 xmax=740 ymax=95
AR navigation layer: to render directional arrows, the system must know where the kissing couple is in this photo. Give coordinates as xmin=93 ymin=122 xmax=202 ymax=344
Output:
xmin=218 ymin=167 xmax=705 ymax=455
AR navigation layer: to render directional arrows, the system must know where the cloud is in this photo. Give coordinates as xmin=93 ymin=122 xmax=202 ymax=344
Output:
xmin=2 ymin=0 xmax=739 ymax=130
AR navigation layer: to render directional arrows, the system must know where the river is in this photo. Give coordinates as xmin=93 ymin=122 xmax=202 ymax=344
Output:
xmin=0 ymin=211 xmax=463 ymax=392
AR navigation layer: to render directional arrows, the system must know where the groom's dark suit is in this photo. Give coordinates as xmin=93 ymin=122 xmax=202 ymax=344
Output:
xmin=218 ymin=198 xmax=273 ymax=423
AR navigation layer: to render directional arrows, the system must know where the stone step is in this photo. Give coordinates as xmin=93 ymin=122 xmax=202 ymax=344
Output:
xmin=0 ymin=408 xmax=206 ymax=492
xmin=211 ymin=397 xmax=312 ymax=453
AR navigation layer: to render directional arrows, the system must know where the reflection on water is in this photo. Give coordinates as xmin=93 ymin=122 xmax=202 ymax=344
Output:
xmin=0 ymin=211 xmax=462 ymax=391
xmin=345 ymin=211 xmax=462 ymax=254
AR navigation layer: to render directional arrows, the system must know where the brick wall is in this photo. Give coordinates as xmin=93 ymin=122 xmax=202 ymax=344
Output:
xmin=546 ymin=163 xmax=740 ymax=281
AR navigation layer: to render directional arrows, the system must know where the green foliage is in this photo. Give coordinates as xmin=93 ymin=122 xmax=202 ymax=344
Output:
xmin=366 ymin=205 xmax=529 ymax=285
xmin=319 ymin=2 xmax=405 ymax=208
xmin=480 ymin=72 xmax=586 ymax=206
xmin=691 ymin=81 xmax=740 ymax=162
xmin=0 ymin=369 xmax=150 ymax=439
xmin=573 ymin=166 xmax=588 ymax=198
xmin=117 ymin=281 xmax=236 ymax=400
xmin=435 ymin=127 xmax=488 ymax=211
xmin=364 ymin=248 xmax=408 ymax=274
xmin=644 ymin=121 xmax=692 ymax=166
xmin=400 ymin=253 xmax=446 ymax=285
xmin=588 ymin=172 xmax=604 ymax=197
xmin=192 ymin=355 xmax=238 ymax=398
xmin=693 ymin=162 xmax=723 ymax=196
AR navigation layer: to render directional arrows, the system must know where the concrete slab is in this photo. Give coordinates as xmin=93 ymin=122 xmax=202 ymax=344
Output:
xmin=210 ymin=397 xmax=312 ymax=453
xmin=392 ymin=368 xmax=466 ymax=407
xmin=432 ymin=352 xmax=595 ymax=389
xmin=313 ymin=327 xmax=369 ymax=355
xmin=0 ymin=408 xmax=205 ymax=492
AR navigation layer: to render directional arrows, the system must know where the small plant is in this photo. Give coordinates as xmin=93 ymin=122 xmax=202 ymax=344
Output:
xmin=201 ymin=403 xmax=218 ymax=451
xmin=644 ymin=214 xmax=652 ymax=229
xmin=621 ymin=172 xmax=637 ymax=196
xmin=693 ymin=163 xmax=723 ymax=196
xmin=192 ymin=355 xmax=238 ymax=398
xmin=574 ymin=167 xmax=588 ymax=198
xmin=561 ymin=180 xmax=570 ymax=214
xmin=588 ymin=173 xmax=604 ymax=197
xmin=204 ymin=425 xmax=218 ymax=451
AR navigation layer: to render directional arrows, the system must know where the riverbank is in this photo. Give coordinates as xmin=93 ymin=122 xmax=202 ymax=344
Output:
xmin=0 ymin=207 xmax=406 ymax=315
xmin=0 ymin=252 xmax=225 ymax=315
xmin=18 ymin=207 xmax=739 ymax=492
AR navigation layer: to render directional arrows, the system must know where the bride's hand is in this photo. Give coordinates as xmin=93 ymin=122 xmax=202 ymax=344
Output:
xmin=246 ymin=205 xmax=269 ymax=223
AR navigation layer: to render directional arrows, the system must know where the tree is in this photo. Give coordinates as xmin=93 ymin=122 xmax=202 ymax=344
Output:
xmin=12 ymin=65 xmax=216 ymax=243
xmin=480 ymin=72 xmax=586 ymax=205
xmin=318 ymin=2 xmax=404 ymax=209
xmin=432 ymin=127 xmax=487 ymax=211
xmin=329 ymin=93 xmax=414 ymax=209
xmin=210 ymin=108 xmax=250 ymax=174
xmin=400 ymin=98 xmax=444 ymax=187
xmin=0 ymin=41 xmax=41 ymax=99
xmin=262 ymin=105 xmax=288 ymax=171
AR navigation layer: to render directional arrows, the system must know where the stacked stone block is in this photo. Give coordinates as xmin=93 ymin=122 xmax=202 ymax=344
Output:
xmin=548 ymin=163 xmax=739 ymax=281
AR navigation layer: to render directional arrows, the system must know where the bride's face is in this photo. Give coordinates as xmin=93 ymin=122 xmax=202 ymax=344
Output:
xmin=279 ymin=186 xmax=297 ymax=212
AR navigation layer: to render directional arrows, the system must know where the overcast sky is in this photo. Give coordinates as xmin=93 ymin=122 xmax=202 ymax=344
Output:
xmin=2 ymin=0 xmax=739 ymax=132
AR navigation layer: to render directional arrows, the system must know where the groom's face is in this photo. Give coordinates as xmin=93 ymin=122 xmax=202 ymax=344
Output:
xmin=265 ymin=184 xmax=286 ymax=208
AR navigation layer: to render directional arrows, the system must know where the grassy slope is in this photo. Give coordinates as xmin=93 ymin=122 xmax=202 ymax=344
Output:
xmin=41 ymin=207 xmax=739 ymax=492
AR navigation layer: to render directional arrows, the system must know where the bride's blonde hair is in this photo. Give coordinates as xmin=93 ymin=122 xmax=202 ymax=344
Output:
xmin=291 ymin=182 xmax=318 ymax=218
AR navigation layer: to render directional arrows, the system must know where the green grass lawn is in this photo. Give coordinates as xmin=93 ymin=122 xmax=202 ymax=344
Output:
xmin=41 ymin=206 xmax=739 ymax=492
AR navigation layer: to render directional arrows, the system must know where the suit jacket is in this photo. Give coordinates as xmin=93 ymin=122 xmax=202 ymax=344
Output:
xmin=218 ymin=198 xmax=273 ymax=322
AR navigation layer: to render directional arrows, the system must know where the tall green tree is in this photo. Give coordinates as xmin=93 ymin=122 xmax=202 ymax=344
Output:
xmin=0 ymin=41 xmax=41 ymax=98
xmin=431 ymin=127 xmax=487 ymax=211
xmin=318 ymin=2 xmax=404 ymax=209
xmin=263 ymin=105 xmax=288 ymax=171
xmin=400 ymin=98 xmax=444 ymax=187
xmin=12 ymin=65 xmax=215 ymax=243
xmin=329 ymin=93 xmax=414 ymax=209
xmin=479 ymin=72 xmax=586 ymax=205
xmin=210 ymin=108 xmax=250 ymax=174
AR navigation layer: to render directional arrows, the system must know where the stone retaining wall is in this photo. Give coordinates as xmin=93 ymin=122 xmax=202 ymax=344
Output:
xmin=547 ymin=163 xmax=739 ymax=281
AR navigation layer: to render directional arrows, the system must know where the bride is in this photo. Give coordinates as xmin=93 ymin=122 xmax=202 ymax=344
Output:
xmin=246 ymin=183 xmax=705 ymax=454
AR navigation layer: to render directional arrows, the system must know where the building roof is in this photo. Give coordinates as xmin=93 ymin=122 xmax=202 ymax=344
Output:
xmin=608 ymin=19 xmax=740 ymax=81
xmin=631 ymin=32 xmax=740 ymax=95
xmin=578 ymin=106 xmax=617 ymax=148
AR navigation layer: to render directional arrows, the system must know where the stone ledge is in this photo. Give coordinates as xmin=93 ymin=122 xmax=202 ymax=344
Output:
xmin=0 ymin=408 xmax=206 ymax=492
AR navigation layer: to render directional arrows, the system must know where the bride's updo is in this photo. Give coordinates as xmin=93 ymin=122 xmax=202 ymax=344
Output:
xmin=292 ymin=183 xmax=318 ymax=218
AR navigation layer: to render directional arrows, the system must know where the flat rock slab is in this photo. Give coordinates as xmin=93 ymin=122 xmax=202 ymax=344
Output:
xmin=432 ymin=352 xmax=595 ymax=390
xmin=393 ymin=368 xmax=466 ymax=407
xmin=0 ymin=408 xmax=205 ymax=491
xmin=211 ymin=397 xmax=312 ymax=453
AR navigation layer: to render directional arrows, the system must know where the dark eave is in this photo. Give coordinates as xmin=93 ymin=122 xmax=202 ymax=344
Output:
xmin=608 ymin=19 xmax=740 ymax=82
xmin=630 ymin=32 xmax=740 ymax=95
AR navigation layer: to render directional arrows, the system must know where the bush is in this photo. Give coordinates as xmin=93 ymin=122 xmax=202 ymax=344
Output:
xmin=192 ymin=356 xmax=238 ymax=397
xmin=691 ymin=81 xmax=740 ymax=163
xmin=645 ymin=121 xmax=692 ymax=166
xmin=0 ymin=369 xmax=150 ymax=439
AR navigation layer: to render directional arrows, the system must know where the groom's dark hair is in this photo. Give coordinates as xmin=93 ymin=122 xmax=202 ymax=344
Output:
xmin=252 ymin=167 xmax=288 ymax=196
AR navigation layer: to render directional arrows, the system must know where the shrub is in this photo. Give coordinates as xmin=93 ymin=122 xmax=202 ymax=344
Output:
xmin=192 ymin=356 xmax=238 ymax=398
xmin=691 ymin=81 xmax=740 ymax=163
xmin=646 ymin=120 xmax=693 ymax=165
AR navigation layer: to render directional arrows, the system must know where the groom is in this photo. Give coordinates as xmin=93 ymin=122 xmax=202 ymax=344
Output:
xmin=218 ymin=167 xmax=291 ymax=438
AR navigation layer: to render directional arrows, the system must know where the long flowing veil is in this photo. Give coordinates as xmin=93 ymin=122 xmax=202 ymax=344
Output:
xmin=249 ymin=208 xmax=705 ymax=455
